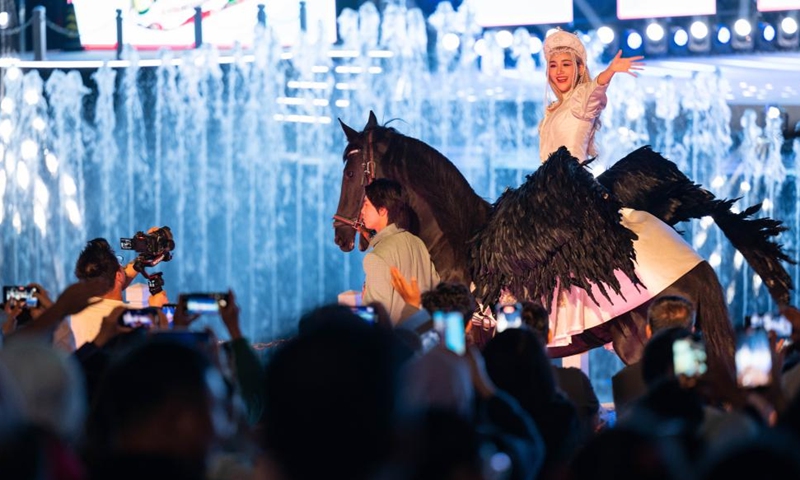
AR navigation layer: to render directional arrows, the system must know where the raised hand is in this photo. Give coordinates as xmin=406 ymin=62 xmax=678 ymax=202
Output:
xmin=606 ymin=50 xmax=645 ymax=77
xmin=390 ymin=266 xmax=421 ymax=309
xmin=219 ymin=289 xmax=242 ymax=340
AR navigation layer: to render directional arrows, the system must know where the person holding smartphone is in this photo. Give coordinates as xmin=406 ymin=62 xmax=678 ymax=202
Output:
xmin=361 ymin=179 xmax=440 ymax=325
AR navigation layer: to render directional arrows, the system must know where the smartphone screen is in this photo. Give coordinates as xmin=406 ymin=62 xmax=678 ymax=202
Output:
xmin=181 ymin=293 xmax=229 ymax=315
xmin=432 ymin=311 xmax=465 ymax=355
xmin=672 ymin=337 xmax=707 ymax=378
xmin=161 ymin=304 xmax=177 ymax=325
xmin=735 ymin=327 xmax=772 ymax=388
xmin=120 ymin=308 xmax=157 ymax=329
xmin=747 ymin=313 xmax=793 ymax=339
xmin=350 ymin=305 xmax=377 ymax=324
xmin=3 ymin=285 xmax=39 ymax=308
xmin=495 ymin=302 xmax=522 ymax=333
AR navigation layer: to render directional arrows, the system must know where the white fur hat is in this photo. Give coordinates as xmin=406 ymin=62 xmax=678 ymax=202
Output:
xmin=543 ymin=30 xmax=587 ymax=63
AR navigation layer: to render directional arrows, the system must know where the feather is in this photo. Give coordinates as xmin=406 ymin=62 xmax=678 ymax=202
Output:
xmin=469 ymin=147 xmax=642 ymax=310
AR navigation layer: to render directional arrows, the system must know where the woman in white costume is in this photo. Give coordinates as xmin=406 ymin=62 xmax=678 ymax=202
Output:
xmin=537 ymin=31 xmax=715 ymax=364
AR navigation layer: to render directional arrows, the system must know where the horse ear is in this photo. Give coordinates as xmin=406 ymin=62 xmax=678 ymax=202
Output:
xmin=338 ymin=118 xmax=359 ymax=143
xmin=365 ymin=111 xmax=379 ymax=129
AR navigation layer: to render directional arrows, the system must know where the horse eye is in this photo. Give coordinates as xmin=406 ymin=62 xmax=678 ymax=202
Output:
xmin=346 ymin=170 xmax=355 ymax=178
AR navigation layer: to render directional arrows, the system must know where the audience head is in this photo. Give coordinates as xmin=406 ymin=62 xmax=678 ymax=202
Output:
xmin=74 ymin=238 xmax=123 ymax=294
xmin=568 ymin=425 xmax=692 ymax=480
xmin=0 ymin=339 xmax=87 ymax=443
xmin=262 ymin=313 xmax=402 ymax=480
xmin=520 ymin=301 xmax=549 ymax=343
xmin=88 ymin=337 xmax=226 ymax=463
xmin=647 ymin=295 xmax=696 ymax=336
xmin=398 ymin=347 xmax=475 ymax=419
xmin=421 ymin=282 xmax=477 ymax=327
xmin=482 ymin=328 xmax=557 ymax=410
xmin=364 ymin=178 xmax=410 ymax=228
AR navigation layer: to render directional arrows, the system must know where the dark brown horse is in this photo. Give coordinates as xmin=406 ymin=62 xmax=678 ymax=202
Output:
xmin=333 ymin=112 xmax=794 ymax=367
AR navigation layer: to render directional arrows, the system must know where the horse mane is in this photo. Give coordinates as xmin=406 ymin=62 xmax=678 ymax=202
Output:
xmin=368 ymin=125 xmax=491 ymax=283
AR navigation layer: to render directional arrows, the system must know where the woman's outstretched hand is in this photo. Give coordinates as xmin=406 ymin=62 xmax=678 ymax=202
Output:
xmin=606 ymin=50 xmax=645 ymax=76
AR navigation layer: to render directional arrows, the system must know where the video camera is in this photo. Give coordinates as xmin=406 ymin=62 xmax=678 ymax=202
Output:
xmin=120 ymin=226 xmax=175 ymax=295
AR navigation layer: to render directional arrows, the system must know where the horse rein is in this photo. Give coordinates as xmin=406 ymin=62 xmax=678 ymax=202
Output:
xmin=333 ymin=130 xmax=376 ymax=234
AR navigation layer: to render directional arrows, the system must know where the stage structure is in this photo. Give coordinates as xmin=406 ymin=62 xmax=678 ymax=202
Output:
xmin=0 ymin=1 xmax=798 ymax=353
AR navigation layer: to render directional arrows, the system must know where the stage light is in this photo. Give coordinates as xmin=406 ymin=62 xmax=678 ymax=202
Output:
xmin=713 ymin=24 xmax=733 ymax=53
xmin=689 ymin=20 xmax=711 ymax=53
xmin=626 ymin=30 xmax=643 ymax=50
xmin=0 ymin=11 xmax=8 ymax=29
xmin=717 ymin=26 xmax=731 ymax=44
xmin=690 ymin=21 xmax=708 ymax=40
xmin=597 ymin=26 xmax=615 ymax=45
xmin=732 ymin=18 xmax=754 ymax=51
xmin=782 ymin=17 xmax=799 ymax=36
xmin=442 ymin=33 xmax=460 ymax=51
xmin=757 ymin=21 xmax=777 ymax=51
xmin=734 ymin=19 xmax=752 ymax=37
xmin=496 ymin=30 xmax=513 ymax=49
xmin=763 ymin=23 xmax=776 ymax=42
xmin=673 ymin=28 xmax=689 ymax=47
xmin=644 ymin=22 xmax=667 ymax=55
xmin=646 ymin=23 xmax=665 ymax=42
xmin=669 ymin=26 xmax=689 ymax=55
xmin=778 ymin=16 xmax=799 ymax=49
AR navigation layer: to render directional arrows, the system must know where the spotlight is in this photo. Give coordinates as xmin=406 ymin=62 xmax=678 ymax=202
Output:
xmin=625 ymin=30 xmax=643 ymax=50
xmin=732 ymin=18 xmax=754 ymax=51
xmin=778 ymin=16 xmax=799 ymax=49
xmin=644 ymin=22 xmax=667 ymax=55
xmin=0 ymin=11 xmax=8 ymax=29
xmin=496 ymin=30 xmax=513 ymax=49
xmin=597 ymin=26 xmax=615 ymax=45
xmin=717 ymin=25 xmax=731 ymax=44
xmin=757 ymin=21 xmax=777 ymax=51
xmin=713 ymin=24 xmax=733 ymax=53
xmin=689 ymin=20 xmax=711 ymax=53
xmin=669 ymin=26 xmax=689 ymax=55
xmin=597 ymin=26 xmax=619 ymax=63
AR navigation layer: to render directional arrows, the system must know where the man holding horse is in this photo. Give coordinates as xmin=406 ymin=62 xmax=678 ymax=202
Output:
xmin=361 ymin=179 xmax=440 ymax=324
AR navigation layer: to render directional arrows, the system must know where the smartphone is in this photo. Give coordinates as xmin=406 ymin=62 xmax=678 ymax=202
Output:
xmin=746 ymin=313 xmax=793 ymax=339
xmin=735 ymin=327 xmax=773 ymax=388
xmin=433 ymin=310 xmax=466 ymax=355
xmin=179 ymin=293 xmax=230 ymax=315
xmin=351 ymin=305 xmax=377 ymax=324
xmin=119 ymin=307 xmax=158 ymax=329
xmin=2 ymin=285 xmax=40 ymax=309
xmin=672 ymin=336 xmax=708 ymax=378
xmin=495 ymin=302 xmax=522 ymax=333
xmin=161 ymin=303 xmax=177 ymax=325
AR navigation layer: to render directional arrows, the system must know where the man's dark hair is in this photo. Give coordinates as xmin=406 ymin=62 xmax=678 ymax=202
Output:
xmin=74 ymin=238 xmax=120 ymax=290
xmin=364 ymin=178 xmax=409 ymax=228
xmin=647 ymin=295 xmax=695 ymax=334
xmin=421 ymin=282 xmax=477 ymax=327
xmin=521 ymin=301 xmax=549 ymax=341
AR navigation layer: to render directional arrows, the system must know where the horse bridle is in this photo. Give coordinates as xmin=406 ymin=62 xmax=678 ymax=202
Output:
xmin=333 ymin=130 xmax=376 ymax=233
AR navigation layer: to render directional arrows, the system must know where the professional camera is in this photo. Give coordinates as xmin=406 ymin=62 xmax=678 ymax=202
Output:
xmin=120 ymin=226 xmax=175 ymax=264
xmin=120 ymin=226 xmax=175 ymax=295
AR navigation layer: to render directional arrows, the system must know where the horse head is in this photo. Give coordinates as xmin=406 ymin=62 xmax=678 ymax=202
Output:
xmin=333 ymin=111 xmax=381 ymax=252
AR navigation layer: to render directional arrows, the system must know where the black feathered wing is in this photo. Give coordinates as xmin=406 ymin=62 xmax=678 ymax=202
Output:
xmin=469 ymin=147 xmax=643 ymax=309
xmin=597 ymin=146 xmax=795 ymax=305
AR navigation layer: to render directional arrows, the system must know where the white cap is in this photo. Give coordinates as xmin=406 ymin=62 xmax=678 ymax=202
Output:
xmin=543 ymin=29 xmax=587 ymax=63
